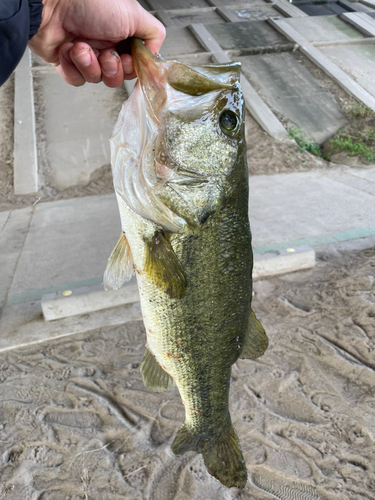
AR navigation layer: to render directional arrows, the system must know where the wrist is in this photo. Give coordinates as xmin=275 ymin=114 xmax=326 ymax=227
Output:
xmin=38 ymin=0 xmax=68 ymax=32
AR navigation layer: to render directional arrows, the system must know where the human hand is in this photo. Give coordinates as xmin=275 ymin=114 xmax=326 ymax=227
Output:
xmin=28 ymin=0 xmax=166 ymax=87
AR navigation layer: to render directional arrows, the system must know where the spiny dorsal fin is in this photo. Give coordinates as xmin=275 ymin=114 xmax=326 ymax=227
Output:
xmin=240 ymin=309 xmax=268 ymax=360
xmin=140 ymin=347 xmax=174 ymax=392
xmin=144 ymin=232 xmax=187 ymax=299
xmin=103 ymin=232 xmax=134 ymax=291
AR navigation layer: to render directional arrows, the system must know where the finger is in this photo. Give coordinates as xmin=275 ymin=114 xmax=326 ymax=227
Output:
xmin=99 ymin=50 xmax=124 ymax=88
xmin=58 ymin=43 xmax=86 ymax=87
xmin=70 ymin=42 xmax=102 ymax=84
xmin=120 ymin=54 xmax=137 ymax=81
xmin=71 ymin=38 xmax=116 ymax=51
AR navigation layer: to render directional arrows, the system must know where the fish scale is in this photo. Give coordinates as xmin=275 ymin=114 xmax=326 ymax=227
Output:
xmin=104 ymin=38 xmax=268 ymax=489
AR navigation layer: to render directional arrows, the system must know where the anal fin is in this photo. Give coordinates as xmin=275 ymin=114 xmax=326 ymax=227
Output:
xmin=240 ymin=309 xmax=268 ymax=359
xmin=140 ymin=347 xmax=174 ymax=392
xmin=145 ymin=231 xmax=186 ymax=299
xmin=103 ymin=232 xmax=134 ymax=291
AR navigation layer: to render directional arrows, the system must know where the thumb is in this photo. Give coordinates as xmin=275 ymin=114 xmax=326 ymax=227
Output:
xmin=131 ymin=8 xmax=166 ymax=56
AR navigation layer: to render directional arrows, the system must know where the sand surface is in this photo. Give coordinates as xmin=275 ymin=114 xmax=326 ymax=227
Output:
xmin=1 ymin=246 xmax=374 ymax=499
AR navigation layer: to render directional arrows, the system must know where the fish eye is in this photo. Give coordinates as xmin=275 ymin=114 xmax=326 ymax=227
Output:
xmin=219 ymin=110 xmax=239 ymax=134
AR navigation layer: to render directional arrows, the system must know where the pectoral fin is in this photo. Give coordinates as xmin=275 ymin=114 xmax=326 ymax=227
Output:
xmin=103 ymin=232 xmax=134 ymax=291
xmin=145 ymin=232 xmax=187 ymax=299
xmin=240 ymin=309 xmax=268 ymax=359
xmin=141 ymin=347 xmax=174 ymax=392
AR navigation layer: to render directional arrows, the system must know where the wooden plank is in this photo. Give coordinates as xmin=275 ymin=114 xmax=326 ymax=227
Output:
xmin=189 ymin=23 xmax=289 ymax=140
xmin=269 ymin=17 xmax=375 ymax=111
xmin=340 ymin=11 xmax=375 ymax=36
xmin=338 ymin=0 xmax=374 ymax=12
xmin=359 ymin=0 xmax=375 ymax=8
xmin=14 ymin=49 xmax=38 ymax=194
xmin=314 ymin=37 xmax=375 ymax=46
xmin=216 ymin=6 xmax=241 ymax=21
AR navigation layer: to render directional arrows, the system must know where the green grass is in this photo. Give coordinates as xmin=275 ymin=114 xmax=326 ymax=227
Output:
xmin=288 ymin=128 xmax=322 ymax=157
xmin=330 ymin=135 xmax=375 ymax=163
xmin=344 ymin=104 xmax=375 ymax=120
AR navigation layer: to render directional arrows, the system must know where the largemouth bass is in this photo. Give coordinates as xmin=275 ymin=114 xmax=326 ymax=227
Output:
xmin=104 ymin=38 xmax=268 ymax=489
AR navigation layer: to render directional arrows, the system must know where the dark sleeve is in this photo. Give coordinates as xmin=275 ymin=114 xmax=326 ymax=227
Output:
xmin=0 ymin=0 xmax=43 ymax=87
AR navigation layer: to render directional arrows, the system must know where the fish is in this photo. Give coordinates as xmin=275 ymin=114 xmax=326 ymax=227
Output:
xmin=104 ymin=38 xmax=268 ymax=489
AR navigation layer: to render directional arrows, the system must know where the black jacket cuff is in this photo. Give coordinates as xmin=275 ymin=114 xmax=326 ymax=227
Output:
xmin=29 ymin=0 xmax=43 ymax=39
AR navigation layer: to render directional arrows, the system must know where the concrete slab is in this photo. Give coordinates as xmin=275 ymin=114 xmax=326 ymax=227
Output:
xmin=207 ymin=20 xmax=288 ymax=50
xmin=160 ymin=27 xmax=206 ymax=57
xmin=14 ymin=50 xmax=38 ymax=194
xmin=34 ymin=72 xmax=125 ymax=190
xmin=2 ymin=165 xmax=375 ymax=303
xmin=253 ymin=246 xmax=315 ymax=279
xmin=238 ymin=52 xmax=348 ymax=143
xmin=319 ymin=42 xmax=375 ymax=97
xmin=248 ymin=170 xmax=375 ymax=247
xmin=270 ymin=18 xmax=375 ymax=110
xmin=0 ymin=300 xmax=142 ymax=353
xmin=340 ymin=11 xmax=375 ymax=36
xmin=283 ymin=15 xmax=365 ymax=42
xmin=8 ymin=195 xmax=120 ymax=295
xmin=325 ymin=164 xmax=375 ymax=196
xmin=42 ymin=283 xmax=139 ymax=321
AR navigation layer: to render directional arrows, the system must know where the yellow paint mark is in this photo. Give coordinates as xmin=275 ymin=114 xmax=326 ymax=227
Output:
xmin=62 ymin=290 xmax=72 ymax=297
xmin=286 ymin=248 xmax=295 ymax=253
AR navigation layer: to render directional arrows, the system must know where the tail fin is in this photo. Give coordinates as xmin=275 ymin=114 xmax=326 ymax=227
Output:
xmin=171 ymin=424 xmax=247 ymax=489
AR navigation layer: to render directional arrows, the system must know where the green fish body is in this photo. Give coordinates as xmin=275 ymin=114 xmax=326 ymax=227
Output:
xmin=104 ymin=39 xmax=268 ymax=489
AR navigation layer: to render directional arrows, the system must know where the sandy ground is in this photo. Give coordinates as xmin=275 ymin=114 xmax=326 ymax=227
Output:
xmin=0 ymin=245 xmax=374 ymax=499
